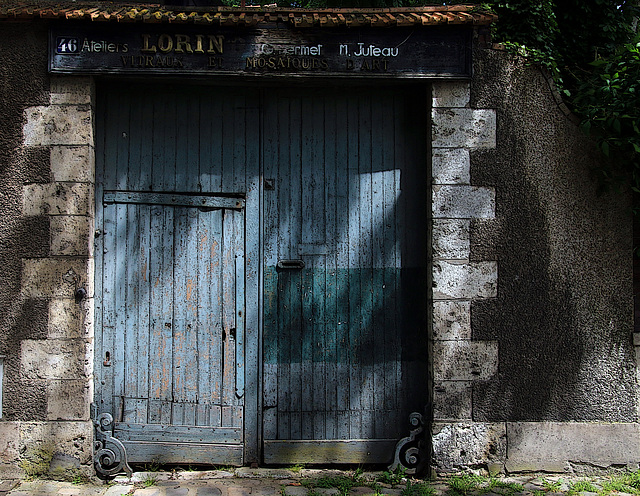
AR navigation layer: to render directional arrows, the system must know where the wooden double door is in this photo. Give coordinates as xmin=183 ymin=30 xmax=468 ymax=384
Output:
xmin=94 ymin=83 xmax=428 ymax=468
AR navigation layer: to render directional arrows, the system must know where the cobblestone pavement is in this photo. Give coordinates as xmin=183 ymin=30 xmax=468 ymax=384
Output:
xmin=0 ymin=468 xmax=635 ymax=496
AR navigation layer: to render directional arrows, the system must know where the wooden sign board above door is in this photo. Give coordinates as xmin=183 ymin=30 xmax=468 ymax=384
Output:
xmin=49 ymin=24 xmax=471 ymax=78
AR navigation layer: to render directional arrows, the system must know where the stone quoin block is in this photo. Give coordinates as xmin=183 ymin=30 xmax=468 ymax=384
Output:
xmin=22 ymin=182 xmax=93 ymax=217
xmin=432 ymin=300 xmax=471 ymax=340
xmin=432 ymin=148 xmax=471 ymax=185
xmin=432 ymin=422 xmax=507 ymax=471
xmin=433 ymin=381 xmax=473 ymax=420
xmin=21 ymin=339 xmax=90 ymax=380
xmin=49 ymin=77 xmax=94 ymax=105
xmin=50 ymin=216 xmax=94 ymax=256
xmin=0 ymin=423 xmax=21 ymax=478
xmin=23 ymin=104 xmax=93 ymax=146
xmin=50 ymin=146 xmax=95 ymax=183
xmin=432 ymin=81 xmax=471 ymax=109
xmin=432 ymin=185 xmax=495 ymax=219
xmin=505 ymin=422 xmax=640 ymax=473
xmin=431 ymin=108 xmax=496 ymax=149
xmin=22 ymin=258 xmax=94 ymax=299
xmin=432 ymin=219 xmax=470 ymax=260
xmin=433 ymin=340 xmax=498 ymax=381
xmin=432 ymin=261 xmax=497 ymax=299
xmin=48 ymin=298 xmax=93 ymax=339
xmin=19 ymin=421 xmax=93 ymax=465
xmin=46 ymin=379 xmax=91 ymax=421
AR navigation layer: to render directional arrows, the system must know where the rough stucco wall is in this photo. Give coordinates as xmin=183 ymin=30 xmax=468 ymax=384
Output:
xmin=0 ymin=21 xmax=51 ymax=422
xmin=469 ymin=48 xmax=636 ymax=422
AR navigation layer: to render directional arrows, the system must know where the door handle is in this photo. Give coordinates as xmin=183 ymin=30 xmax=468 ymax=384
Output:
xmin=276 ymin=259 xmax=305 ymax=270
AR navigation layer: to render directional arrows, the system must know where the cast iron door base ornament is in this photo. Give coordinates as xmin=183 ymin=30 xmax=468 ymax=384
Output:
xmin=388 ymin=412 xmax=427 ymax=475
xmin=94 ymin=413 xmax=132 ymax=479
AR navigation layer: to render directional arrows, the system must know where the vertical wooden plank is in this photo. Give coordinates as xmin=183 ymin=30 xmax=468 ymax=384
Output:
xmin=371 ymin=96 xmax=386 ymax=439
xmin=138 ymin=90 xmax=153 ymax=192
xmin=187 ymin=92 xmax=201 ymax=193
xmin=114 ymin=91 xmax=130 ymax=191
xmin=262 ymin=93 xmax=279 ymax=441
xmin=172 ymin=207 xmax=187 ymax=419
xmin=113 ymin=203 xmax=127 ymax=415
xmin=347 ymin=93 xmax=361 ymax=440
xmin=383 ymin=93 xmax=400 ymax=432
xmin=151 ymin=92 xmax=165 ymax=192
xmin=175 ymin=92 xmax=189 ymax=192
xmin=244 ymin=93 xmax=261 ymax=462
xmin=196 ymin=207 xmax=211 ymax=426
xmin=262 ymin=264 xmax=278 ymax=441
xmin=334 ymin=93 xmax=351 ymax=441
xmin=324 ymin=93 xmax=338 ymax=441
xmin=184 ymin=208 xmax=199 ymax=426
xmin=134 ymin=95 xmax=152 ymax=421
xmin=127 ymin=89 xmax=142 ymax=191
xmin=210 ymin=209 xmax=223 ymax=413
xmin=123 ymin=203 xmax=139 ymax=420
xmin=100 ymin=203 xmax=116 ymax=416
xmin=161 ymin=205 xmax=175 ymax=425
xmin=221 ymin=208 xmax=237 ymax=424
xmin=221 ymin=92 xmax=235 ymax=194
xmin=299 ymin=94 xmax=314 ymax=441
xmin=311 ymin=94 xmax=326 ymax=441
xmin=163 ymin=93 xmax=177 ymax=192
xmin=358 ymin=92 xmax=375 ymax=427
xmin=148 ymin=204 xmax=171 ymax=421
xmin=288 ymin=93 xmax=303 ymax=441
xmin=394 ymin=92 xmax=409 ymax=422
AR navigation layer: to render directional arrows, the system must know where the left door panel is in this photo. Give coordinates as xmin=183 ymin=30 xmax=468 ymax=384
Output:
xmin=94 ymin=84 xmax=260 ymax=468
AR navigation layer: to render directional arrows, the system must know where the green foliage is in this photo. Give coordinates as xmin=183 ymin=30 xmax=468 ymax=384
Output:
xmin=484 ymin=0 xmax=640 ymax=195
xmin=567 ymin=480 xmax=598 ymax=495
xmin=378 ymin=466 xmax=407 ymax=486
xmin=574 ymin=37 xmax=640 ymax=191
xmin=600 ymin=470 xmax=640 ymax=495
xmin=142 ymin=475 xmax=158 ymax=487
xmin=301 ymin=471 xmax=368 ymax=496
xmin=486 ymin=479 xmax=524 ymax=496
xmin=402 ymin=480 xmax=436 ymax=496
xmin=541 ymin=478 xmax=563 ymax=492
xmin=447 ymin=473 xmax=486 ymax=496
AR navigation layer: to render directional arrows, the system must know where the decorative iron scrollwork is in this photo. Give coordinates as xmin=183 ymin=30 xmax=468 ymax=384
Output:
xmin=93 ymin=413 xmax=132 ymax=479
xmin=389 ymin=412 xmax=427 ymax=475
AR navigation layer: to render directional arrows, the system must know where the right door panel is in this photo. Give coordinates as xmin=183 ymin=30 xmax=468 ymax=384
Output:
xmin=262 ymin=86 xmax=429 ymax=464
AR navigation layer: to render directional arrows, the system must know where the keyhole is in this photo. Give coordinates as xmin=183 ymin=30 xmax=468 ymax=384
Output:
xmin=103 ymin=351 xmax=111 ymax=367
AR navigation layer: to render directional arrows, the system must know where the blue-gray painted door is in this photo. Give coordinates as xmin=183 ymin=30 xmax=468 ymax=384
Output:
xmin=95 ymin=84 xmax=261 ymax=465
xmin=95 ymin=83 xmax=427 ymax=468
xmin=261 ymin=87 xmax=428 ymax=464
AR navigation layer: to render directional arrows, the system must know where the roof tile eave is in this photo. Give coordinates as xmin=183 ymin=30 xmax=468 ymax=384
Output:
xmin=0 ymin=2 xmax=497 ymax=26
